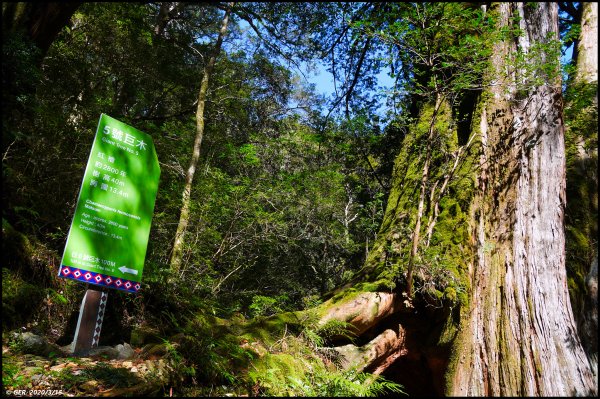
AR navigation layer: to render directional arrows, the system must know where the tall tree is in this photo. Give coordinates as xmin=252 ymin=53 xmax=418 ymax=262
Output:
xmin=447 ymin=3 xmax=596 ymax=395
xmin=575 ymin=2 xmax=598 ymax=84
xmin=170 ymin=3 xmax=233 ymax=273
xmin=564 ymin=1 xmax=598 ymax=380
xmin=303 ymin=2 xmax=597 ymax=396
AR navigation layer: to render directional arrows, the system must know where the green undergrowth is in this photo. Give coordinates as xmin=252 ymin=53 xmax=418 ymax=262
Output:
xmin=2 ymin=268 xmax=43 ymax=328
xmin=159 ymin=306 xmax=404 ymax=396
xmin=248 ymin=351 xmax=405 ymax=396
xmin=1 ymin=219 xmax=82 ymax=334
xmin=242 ymin=315 xmax=405 ymax=396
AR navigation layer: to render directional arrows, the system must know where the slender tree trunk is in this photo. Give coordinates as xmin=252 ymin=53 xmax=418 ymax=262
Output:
xmin=575 ymin=2 xmax=598 ymax=85
xmin=572 ymin=1 xmax=598 ymax=162
xmin=170 ymin=4 xmax=233 ymax=273
xmin=448 ymin=3 xmax=596 ymax=395
xmin=570 ymin=1 xmax=598 ymax=380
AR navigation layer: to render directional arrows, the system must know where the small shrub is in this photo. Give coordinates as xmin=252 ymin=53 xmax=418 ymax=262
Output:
xmin=248 ymin=294 xmax=289 ymax=318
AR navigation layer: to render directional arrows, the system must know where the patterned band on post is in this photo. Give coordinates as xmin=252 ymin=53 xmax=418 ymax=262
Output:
xmin=92 ymin=291 xmax=108 ymax=347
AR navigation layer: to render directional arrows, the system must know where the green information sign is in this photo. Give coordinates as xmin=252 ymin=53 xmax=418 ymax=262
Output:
xmin=58 ymin=114 xmax=160 ymax=293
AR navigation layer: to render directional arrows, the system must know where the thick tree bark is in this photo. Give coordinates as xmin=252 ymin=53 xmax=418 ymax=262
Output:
xmin=170 ymin=4 xmax=232 ymax=273
xmin=310 ymin=3 xmax=597 ymax=396
xmin=448 ymin=3 xmax=596 ymax=396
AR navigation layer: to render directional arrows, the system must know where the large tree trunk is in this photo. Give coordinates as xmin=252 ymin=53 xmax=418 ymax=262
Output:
xmin=447 ymin=3 xmax=596 ymax=395
xmin=170 ymin=4 xmax=232 ymax=273
xmin=252 ymin=3 xmax=597 ymax=396
xmin=316 ymin=3 xmax=597 ymax=397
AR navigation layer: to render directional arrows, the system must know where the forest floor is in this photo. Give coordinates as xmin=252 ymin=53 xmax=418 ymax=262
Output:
xmin=1 ymin=338 xmax=245 ymax=397
xmin=2 ymin=344 xmax=171 ymax=397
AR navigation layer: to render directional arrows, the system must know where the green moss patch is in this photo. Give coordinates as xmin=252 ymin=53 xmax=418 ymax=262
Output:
xmin=2 ymin=268 xmax=44 ymax=328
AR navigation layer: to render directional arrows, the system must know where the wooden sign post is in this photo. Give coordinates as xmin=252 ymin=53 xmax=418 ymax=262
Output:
xmin=72 ymin=286 xmax=108 ymax=355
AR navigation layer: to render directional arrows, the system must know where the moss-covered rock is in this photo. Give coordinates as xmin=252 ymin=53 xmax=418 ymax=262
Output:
xmin=2 ymin=268 xmax=44 ymax=328
xmin=2 ymin=219 xmax=34 ymax=267
xmin=7 ymin=331 xmax=62 ymax=357
xmin=130 ymin=325 xmax=162 ymax=347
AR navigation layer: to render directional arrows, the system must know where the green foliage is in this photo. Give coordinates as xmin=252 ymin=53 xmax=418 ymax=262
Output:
xmin=162 ymin=340 xmax=197 ymax=382
xmin=1 ymin=31 xmax=41 ymax=149
xmin=158 ymin=115 xmax=382 ymax=314
xmin=249 ymin=295 xmax=290 ymax=318
xmin=2 ymin=218 xmax=33 ymax=270
xmin=3 ymin=2 xmax=592 ymax=396
xmin=153 ymin=312 xmax=259 ymax=388
xmin=504 ymin=32 xmax=563 ymax=96
xmin=247 ymin=337 xmax=405 ymax=397
xmin=288 ymin=368 xmax=406 ymax=397
xmin=315 ymin=319 xmax=356 ymax=344
xmin=299 ymin=314 xmax=355 ymax=348
xmin=147 ymin=301 xmax=403 ymax=397
xmin=1 ymin=218 xmax=84 ymax=335
xmin=2 ymin=353 xmax=34 ymax=390
xmin=45 ymin=288 xmax=68 ymax=306
xmin=2 ymin=1 xmax=392 ymax=329
xmin=564 ymin=82 xmax=599 ymax=143
xmin=355 ymin=3 xmax=498 ymax=104
xmin=0 ymin=6 xmax=339 ymax=342
xmin=249 ymin=350 xmax=405 ymax=397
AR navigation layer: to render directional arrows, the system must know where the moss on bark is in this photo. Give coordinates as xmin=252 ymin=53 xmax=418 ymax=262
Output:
xmin=356 ymin=99 xmax=477 ymax=310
